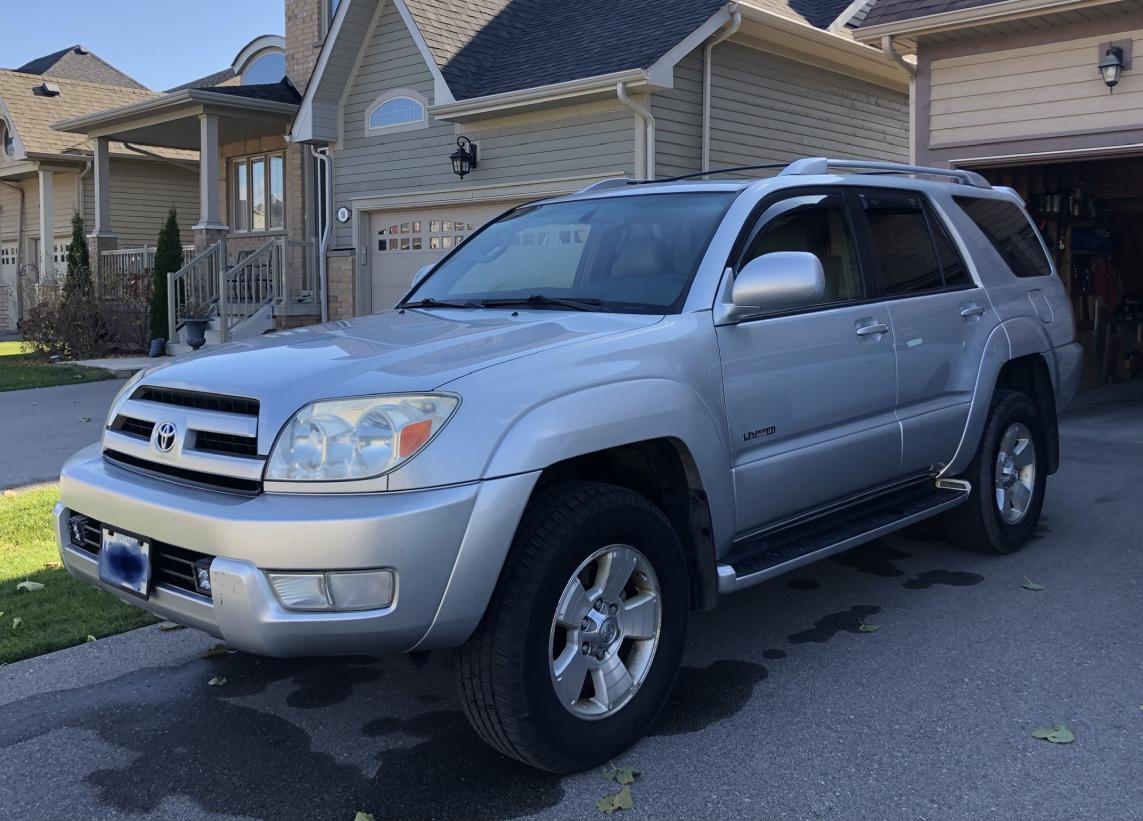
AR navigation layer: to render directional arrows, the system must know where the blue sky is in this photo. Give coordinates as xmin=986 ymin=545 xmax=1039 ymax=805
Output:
xmin=4 ymin=0 xmax=284 ymax=91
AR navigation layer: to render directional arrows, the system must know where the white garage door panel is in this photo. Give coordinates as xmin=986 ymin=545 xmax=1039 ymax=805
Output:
xmin=369 ymin=202 xmax=524 ymax=312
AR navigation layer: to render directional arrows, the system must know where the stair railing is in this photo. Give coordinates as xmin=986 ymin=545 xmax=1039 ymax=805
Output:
xmin=167 ymin=241 xmax=225 ymax=342
xmin=218 ymin=238 xmax=281 ymax=343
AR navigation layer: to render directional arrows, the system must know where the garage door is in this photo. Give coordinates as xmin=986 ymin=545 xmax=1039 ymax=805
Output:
xmin=0 ymin=243 xmax=17 ymax=332
xmin=369 ymin=201 xmax=525 ymax=312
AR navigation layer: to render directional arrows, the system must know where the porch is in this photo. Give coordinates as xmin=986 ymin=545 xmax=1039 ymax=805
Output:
xmin=55 ymin=82 xmax=320 ymax=350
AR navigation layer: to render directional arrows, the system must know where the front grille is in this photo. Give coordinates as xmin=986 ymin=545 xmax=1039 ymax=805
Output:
xmin=133 ymin=386 xmax=259 ymax=417
xmin=105 ymin=450 xmax=263 ymax=495
xmin=114 ymin=416 xmax=155 ymax=440
xmin=192 ymin=430 xmax=259 ymax=458
xmin=66 ymin=512 xmax=212 ymax=599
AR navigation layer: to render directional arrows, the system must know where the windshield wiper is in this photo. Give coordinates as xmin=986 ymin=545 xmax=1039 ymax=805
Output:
xmin=396 ymin=297 xmax=481 ymax=310
xmin=478 ymin=294 xmax=604 ymax=312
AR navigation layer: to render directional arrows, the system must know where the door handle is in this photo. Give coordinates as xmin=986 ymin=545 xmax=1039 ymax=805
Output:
xmin=960 ymin=304 xmax=986 ymax=318
xmin=854 ymin=321 xmax=889 ymax=337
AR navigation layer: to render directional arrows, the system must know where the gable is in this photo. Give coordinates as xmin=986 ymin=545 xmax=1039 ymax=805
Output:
xmin=15 ymin=46 xmax=145 ymax=90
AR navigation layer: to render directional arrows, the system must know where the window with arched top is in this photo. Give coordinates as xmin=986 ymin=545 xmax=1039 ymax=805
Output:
xmin=1 ymin=121 xmax=14 ymax=158
xmin=366 ymin=91 xmax=428 ymax=134
xmin=242 ymin=51 xmax=286 ymax=85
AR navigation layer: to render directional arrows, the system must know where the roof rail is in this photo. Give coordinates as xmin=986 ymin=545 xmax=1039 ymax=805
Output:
xmin=576 ymin=177 xmax=638 ymax=194
xmin=780 ymin=157 xmax=992 ymax=189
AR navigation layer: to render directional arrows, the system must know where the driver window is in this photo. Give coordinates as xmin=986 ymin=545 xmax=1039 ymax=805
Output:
xmin=741 ymin=192 xmax=863 ymax=304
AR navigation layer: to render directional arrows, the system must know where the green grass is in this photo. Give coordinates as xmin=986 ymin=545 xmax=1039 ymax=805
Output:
xmin=0 ymin=340 xmax=113 ymax=392
xmin=0 ymin=485 xmax=156 ymax=666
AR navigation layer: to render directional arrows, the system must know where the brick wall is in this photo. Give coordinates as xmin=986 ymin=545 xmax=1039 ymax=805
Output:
xmin=327 ymin=253 xmax=355 ymax=320
xmin=0 ymin=284 xmax=13 ymax=334
xmin=285 ymin=0 xmax=325 ymax=92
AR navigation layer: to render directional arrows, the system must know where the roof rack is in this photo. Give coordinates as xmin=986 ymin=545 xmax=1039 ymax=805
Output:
xmin=576 ymin=178 xmax=639 ymax=194
xmin=780 ymin=157 xmax=992 ymax=189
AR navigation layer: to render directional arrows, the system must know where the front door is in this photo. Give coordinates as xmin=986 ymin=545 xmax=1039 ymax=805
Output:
xmin=852 ymin=189 xmax=998 ymax=474
xmin=0 ymin=243 xmax=17 ymax=331
xmin=368 ymin=202 xmax=524 ymax=313
xmin=717 ymin=190 xmax=901 ymax=535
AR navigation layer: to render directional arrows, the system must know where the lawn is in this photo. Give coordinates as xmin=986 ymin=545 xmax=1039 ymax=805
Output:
xmin=0 ymin=485 xmax=156 ymax=666
xmin=0 ymin=340 xmax=113 ymax=392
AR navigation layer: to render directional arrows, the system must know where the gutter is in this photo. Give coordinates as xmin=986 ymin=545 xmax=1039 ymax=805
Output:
xmin=123 ymin=142 xmax=199 ymax=173
xmin=431 ymin=69 xmax=653 ymax=121
xmin=703 ymin=8 xmax=742 ymax=171
xmin=53 ymin=89 xmax=298 ymax=134
xmin=616 ymin=82 xmax=655 ymax=180
xmin=881 ymin=35 xmax=916 ymax=77
xmin=310 ymin=145 xmax=332 ymax=323
xmin=853 ymin=0 xmax=1120 ymax=45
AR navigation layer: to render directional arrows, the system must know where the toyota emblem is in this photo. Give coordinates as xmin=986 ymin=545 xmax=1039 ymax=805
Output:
xmin=155 ymin=421 xmax=177 ymax=453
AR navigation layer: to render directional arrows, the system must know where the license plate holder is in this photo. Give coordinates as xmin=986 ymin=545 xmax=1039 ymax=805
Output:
xmin=99 ymin=528 xmax=152 ymax=599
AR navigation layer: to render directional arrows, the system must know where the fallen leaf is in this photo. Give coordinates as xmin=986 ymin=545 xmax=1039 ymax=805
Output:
xmin=601 ymin=766 xmax=641 ymax=786
xmin=1031 ymin=724 xmax=1075 ymax=744
xmin=201 ymin=643 xmax=235 ymax=658
xmin=12 ymin=616 xmax=23 ymax=631
xmin=208 ymin=675 xmax=228 ymax=687
xmin=86 ymin=635 xmax=97 ymax=643
xmin=858 ymin=620 xmax=880 ymax=633
xmin=354 ymin=813 xmax=376 ymax=821
xmin=597 ymin=786 xmax=635 ymax=814
xmin=16 ymin=580 xmax=45 ymax=592
xmin=79 ymin=416 xmax=92 ymax=423
xmin=42 ymin=561 xmax=61 ymax=570
xmin=1023 ymin=578 xmax=1046 ymax=591
xmin=158 ymin=620 xmax=184 ymax=631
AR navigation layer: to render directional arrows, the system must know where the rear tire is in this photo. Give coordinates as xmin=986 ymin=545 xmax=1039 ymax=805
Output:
xmin=456 ymin=481 xmax=688 ymax=773
xmin=945 ymin=390 xmax=1047 ymax=554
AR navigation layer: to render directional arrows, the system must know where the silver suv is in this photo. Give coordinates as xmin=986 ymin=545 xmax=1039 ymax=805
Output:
xmin=56 ymin=158 xmax=1082 ymax=772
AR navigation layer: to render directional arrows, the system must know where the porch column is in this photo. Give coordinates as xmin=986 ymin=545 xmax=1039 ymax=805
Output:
xmin=38 ymin=169 xmax=54 ymax=281
xmin=193 ymin=113 xmax=227 ymax=252
xmin=87 ymin=137 xmax=117 ymax=266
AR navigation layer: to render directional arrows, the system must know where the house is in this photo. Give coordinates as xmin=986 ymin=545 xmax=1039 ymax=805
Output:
xmin=854 ymin=0 xmax=1143 ymax=385
xmin=0 ymin=49 xmax=200 ymax=333
xmin=55 ymin=0 xmax=912 ymax=345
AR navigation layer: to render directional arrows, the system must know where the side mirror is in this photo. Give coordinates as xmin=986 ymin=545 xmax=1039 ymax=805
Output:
xmin=731 ymin=251 xmax=825 ymax=317
xmin=410 ymin=264 xmax=434 ymax=289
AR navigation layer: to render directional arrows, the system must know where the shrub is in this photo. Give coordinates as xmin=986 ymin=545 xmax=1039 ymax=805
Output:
xmin=20 ymin=281 xmax=107 ymax=360
xmin=150 ymin=209 xmax=182 ymax=341
xmin=63 ymin=211 xmax=91 ymax=298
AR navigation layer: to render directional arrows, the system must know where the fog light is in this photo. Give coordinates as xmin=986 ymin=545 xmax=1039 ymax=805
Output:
xmin=193 ymin=558 xmax=213 ymax=595
xmin=268 ymin=573 xmax=331 ymax=610
xmin=68 ymin=515 xmax=87 ymax=547
xmin=327 ymin=570 xmax=395 ymax=611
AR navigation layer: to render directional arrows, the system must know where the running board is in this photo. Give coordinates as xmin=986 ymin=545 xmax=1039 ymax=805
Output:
xmin=716 ymin=480 xmax=971 ymax=595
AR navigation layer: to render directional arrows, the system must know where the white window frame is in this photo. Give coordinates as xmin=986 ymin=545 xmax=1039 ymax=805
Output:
xmin=365 ymin=89 xmax=429 ymax=136
xmin=230 ymin=152 xmax=286 ymax=234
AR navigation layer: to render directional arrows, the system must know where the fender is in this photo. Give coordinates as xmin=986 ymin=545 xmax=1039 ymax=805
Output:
xmin=483 ymin=378 xmax=737 ymax=551
xmin=942 ymin=316 xmax=1054 ymax=477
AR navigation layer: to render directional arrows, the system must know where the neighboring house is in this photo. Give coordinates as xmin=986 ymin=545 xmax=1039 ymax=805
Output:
xmin=0 ymin=54 xmax=198 ymax=334
xmin=855 ymin=0 xmax=1143 ymax=386
xmin=55 ymin=0 xmax=911 ymax=344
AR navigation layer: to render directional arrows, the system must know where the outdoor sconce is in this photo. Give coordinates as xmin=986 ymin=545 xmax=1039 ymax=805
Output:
xmin=450 ymin=136 xmax=478 ymax=178
xmin=1100 ymin=45 xmax=1125 ymax=92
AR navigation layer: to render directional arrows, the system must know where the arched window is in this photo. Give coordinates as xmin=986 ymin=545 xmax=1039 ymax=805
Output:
xmin=242 ymin=51 xmax=286 ymax=85
xmin=367 ymin=91 xmax=428 ymax=134
xmin=1 ymin=121 xmax=14 ymax=158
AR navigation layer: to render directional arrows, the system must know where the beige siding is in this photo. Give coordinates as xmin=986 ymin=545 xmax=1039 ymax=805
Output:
xmin=331 ymin=2 xmax=638 ymax=247
xmin=707 ymin=43 xmax=909 ymax=170
xmin=105 ymin=159 xmax=198 ymax=247
xmin=930 ymin=28 xmax=1143 ymax=146
xmin=653 ymin=50 xmax=704 ymax=178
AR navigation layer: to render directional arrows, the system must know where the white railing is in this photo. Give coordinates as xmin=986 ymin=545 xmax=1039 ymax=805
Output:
xmin=167 ymin=242 xmax=225 ymax=342
xmin=219 ymin=239 xmax=279 ymax=343
xmin=98 ymin=245 xmax=195 ymax=300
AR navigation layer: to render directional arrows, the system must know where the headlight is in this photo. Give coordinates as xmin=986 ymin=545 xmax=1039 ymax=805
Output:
xmin=265 ymin=393 xmax=459 ymax=482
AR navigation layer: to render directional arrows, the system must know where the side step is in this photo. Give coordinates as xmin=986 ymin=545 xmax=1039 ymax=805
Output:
xmin=716 ymin=478 xmax=971 ymax=595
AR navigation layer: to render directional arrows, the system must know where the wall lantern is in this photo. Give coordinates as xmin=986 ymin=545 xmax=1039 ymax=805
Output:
xmin=1099 ymin=45 xmax=1125 ymax=92
xmin=450 ymin=136 xmax=478 ymax=178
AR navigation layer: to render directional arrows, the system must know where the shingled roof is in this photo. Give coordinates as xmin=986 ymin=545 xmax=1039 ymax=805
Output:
xmin=13 ymin=46 xmax=145 ymax=90
xmin=404 ymin=0 xmax=856 ymax=101
xmin=860 ymin=0 xmax=1002 ymax=28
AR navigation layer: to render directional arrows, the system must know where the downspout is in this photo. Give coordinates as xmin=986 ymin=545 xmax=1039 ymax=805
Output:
xmin=617 ymin=82 xmax=655 ymax=180
xmin=881 ymin=35 xmax=916 ymax=77
xmin=309 ymin=145 xmax=332 ymax=323
xmin=702 ymin=7 xmax=741 ymax=172
xmin=881 ymin=36 xmax=917 ymax=162
xmin=77 ymin=159 xmax=92 ymax=223
xmin=0 ymin=179 xmax=26 ymax=323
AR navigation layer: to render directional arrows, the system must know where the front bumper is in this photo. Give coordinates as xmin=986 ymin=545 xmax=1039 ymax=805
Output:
xmin=57 ymin=445 xmax=538 ymax=657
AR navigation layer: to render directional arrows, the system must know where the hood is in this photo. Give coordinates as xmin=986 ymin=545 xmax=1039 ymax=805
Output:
xmin=140 ymin=308 xmax=661 ymax=423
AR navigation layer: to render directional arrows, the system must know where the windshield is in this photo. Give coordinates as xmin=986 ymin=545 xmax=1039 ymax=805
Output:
xmin=403 ymin=192 xmax=735 ymax=313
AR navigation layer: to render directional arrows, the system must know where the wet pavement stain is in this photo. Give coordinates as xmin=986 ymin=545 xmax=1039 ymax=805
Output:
xmin=761 ymin=649 xmax=787 ymax=660
xmin=786 ymin=578 xmax=821 ymax=591
xmin=829 ymin=540 xmax=911 ymax=578
xmin=787 ymin=605 xmax=882 ymax=644
xmin=650 ymin=660 xmax=768 ymax=736
xmin=903 ymin=570 xmax=984 ymax=590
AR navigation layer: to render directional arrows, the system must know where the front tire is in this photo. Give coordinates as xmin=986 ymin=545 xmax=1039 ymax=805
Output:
xmin=456 ymin=481 xmax=688 ymax=773
xmin=945 ymin=390 xmax=1047 ymax=554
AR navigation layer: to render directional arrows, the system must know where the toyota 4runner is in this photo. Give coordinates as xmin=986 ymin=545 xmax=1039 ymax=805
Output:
xmin=56 ymin=158 xmax=1082 ymax=772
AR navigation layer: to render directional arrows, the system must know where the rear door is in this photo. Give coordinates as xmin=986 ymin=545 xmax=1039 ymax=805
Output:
xmin=717 ymin=188 xmax=901 ymax=534
xmin=852 ymin=189 xmax=998 ymax=474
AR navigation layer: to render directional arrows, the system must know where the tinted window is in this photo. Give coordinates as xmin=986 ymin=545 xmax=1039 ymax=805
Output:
xmin=742 ymin=192 xmax=863 ymax=303
xmin=929 ymin=215 xmax=972 ymax=288
xmin=954 ymin=196 xmax=1052 ymax=278
xmin=861 ymin=192 xmax=943 ymax=295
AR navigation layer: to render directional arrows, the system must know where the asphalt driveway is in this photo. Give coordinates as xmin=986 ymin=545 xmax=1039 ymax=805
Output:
xmin=0 ymin=378 xmax=127 ymax=489
xmin=1 ymin=381 xmax=1141 ymax=820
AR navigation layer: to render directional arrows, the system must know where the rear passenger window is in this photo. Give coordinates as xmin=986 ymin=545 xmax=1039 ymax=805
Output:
xmin=860 ymin=192 xmax=944 ymax=295
xmin=954 ymin=196 xmax=1051 ymax=278
xmin=929 ymin=217 xmax=972 ymax=288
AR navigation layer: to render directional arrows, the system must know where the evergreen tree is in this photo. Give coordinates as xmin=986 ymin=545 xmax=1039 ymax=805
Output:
xmin=150 ymin=209 xmax=182 ymax=340
xmin=63 ymin=210 xmax=91 ymax=298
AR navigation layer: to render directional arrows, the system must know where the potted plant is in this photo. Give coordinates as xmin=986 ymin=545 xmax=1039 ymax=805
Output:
xmin=178 ymin=302 xmax=213 ymax=351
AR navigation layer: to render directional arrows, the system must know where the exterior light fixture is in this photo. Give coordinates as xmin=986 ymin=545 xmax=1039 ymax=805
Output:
xmin=450 ymin=136 xmax=478 ymax=178
xmin=1100 ymin=45 xmax=1125 ymax=92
